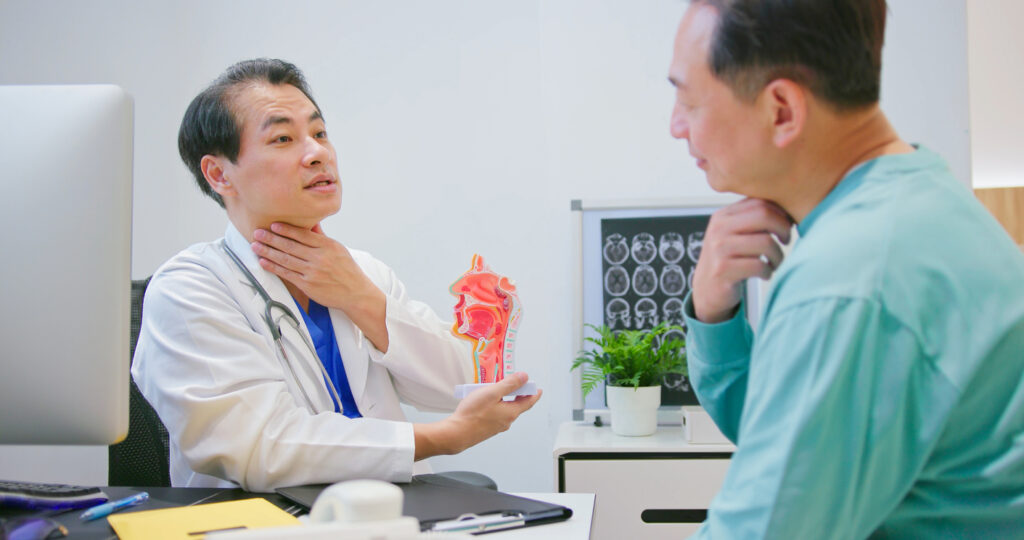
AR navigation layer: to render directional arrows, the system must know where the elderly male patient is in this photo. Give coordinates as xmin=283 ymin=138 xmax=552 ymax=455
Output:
xmin=668 ymin=1 xmax=1024 ymax=538
xmin=133 ymin=58 xmax=540 ymax=491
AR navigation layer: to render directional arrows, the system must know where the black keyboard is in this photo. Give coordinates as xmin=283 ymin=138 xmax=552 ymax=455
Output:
xmin=0 ymin=480 xmax=108 ymax=511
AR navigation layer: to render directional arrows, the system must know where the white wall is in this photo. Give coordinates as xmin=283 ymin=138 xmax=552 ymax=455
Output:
xmin=967 ymin=0 xmax=1024 ymax=188
xmin=0 ymin=0 xmax=968 ymax=491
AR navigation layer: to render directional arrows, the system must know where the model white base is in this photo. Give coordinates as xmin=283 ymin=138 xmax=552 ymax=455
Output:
xmin=454 ymin=381 xmax=538 ymax=400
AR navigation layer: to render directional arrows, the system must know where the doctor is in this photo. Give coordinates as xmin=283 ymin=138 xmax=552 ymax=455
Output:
xmin=133 ymin=58 xmax=540 ymax=492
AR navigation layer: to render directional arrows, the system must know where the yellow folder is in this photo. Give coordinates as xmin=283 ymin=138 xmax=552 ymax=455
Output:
xmin=107 ymin=497 xmax=301 ymax=540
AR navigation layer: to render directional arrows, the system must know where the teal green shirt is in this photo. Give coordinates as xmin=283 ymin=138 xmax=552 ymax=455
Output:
xmin=684 ymin=147 xmax=1024 ymax=539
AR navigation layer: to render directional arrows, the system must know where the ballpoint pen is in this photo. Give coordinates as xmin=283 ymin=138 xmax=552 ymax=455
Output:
xmin=80 ymin=492 xmax=149 ymax=521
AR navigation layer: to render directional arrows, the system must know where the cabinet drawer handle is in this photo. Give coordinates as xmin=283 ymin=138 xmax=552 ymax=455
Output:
xmin=641 ymin=509 xmax=708 ymax=523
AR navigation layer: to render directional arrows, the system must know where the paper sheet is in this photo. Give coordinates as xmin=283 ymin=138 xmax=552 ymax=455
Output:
xmin=107 ymin=497 xmax=300 ymax=539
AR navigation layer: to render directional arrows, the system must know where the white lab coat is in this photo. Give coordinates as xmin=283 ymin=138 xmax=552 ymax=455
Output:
xmin=132 ymin=224 xmax=473 ymax=492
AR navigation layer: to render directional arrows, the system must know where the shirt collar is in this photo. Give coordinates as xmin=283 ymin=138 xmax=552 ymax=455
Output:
xmin=294 ymin=298 xmax=327 ymax=343
xmin=797 ymin=145 xmax=938 ymax=236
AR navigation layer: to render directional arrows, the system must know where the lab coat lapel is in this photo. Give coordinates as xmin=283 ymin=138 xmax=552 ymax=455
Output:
xmin=328 ymin=307 xmax=369 ymax=406
xmin=224 ymin=225 xmax=277 ymax=292
xmin=223 ymin=224 xmax=333 ymax=413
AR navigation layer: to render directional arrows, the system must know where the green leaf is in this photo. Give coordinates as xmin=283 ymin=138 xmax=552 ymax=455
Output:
xmin=570 ymin=322 xmax=688 ymax=398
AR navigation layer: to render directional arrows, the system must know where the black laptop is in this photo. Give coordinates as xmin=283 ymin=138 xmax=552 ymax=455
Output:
xmin=277 ymin=474 xmax=572 ymax=534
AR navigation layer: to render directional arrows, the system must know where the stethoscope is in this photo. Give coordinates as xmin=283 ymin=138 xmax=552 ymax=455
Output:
xmin=222 ymin=241 xmax=344 ymax=414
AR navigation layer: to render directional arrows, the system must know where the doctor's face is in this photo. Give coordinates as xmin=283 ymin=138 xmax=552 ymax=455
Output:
xmin=218 ymin=83 xmax=341 ymax=228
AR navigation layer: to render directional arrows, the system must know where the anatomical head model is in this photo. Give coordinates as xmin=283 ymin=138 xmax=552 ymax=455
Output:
xmin=450 ymin=254 xmax=521 ymax=384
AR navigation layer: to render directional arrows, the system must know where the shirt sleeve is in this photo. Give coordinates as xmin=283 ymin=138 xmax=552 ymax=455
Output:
xmin=690 ymin=296 xmax=956 ymax=539
xmin=360 ymin=255 xmax=474 ymax=413
xmin=682 ymin=292 xmax=755 ymax=442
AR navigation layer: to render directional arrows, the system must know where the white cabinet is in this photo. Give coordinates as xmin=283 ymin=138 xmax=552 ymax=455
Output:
xmin=553 ymin=422 xmax=733 ymax=540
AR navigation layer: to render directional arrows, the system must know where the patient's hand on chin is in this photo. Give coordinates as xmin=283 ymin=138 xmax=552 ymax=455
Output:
xmin=692 ymin=197 xmax=792 ymax=323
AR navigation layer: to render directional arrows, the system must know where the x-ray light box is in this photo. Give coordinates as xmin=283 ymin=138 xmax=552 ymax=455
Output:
xmin=570 ymin=197 xmax=763 ymax=424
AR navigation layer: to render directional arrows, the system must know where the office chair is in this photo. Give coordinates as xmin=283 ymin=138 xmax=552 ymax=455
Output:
xmin=108 ymin=277 xmax=172 ymax=487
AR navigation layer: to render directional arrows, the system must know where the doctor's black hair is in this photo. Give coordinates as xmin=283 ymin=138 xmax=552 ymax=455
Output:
xmin=177 ymin=58 xmax=322 ymax=208
xmin=691 ymin=0 xmax=888 ymax=111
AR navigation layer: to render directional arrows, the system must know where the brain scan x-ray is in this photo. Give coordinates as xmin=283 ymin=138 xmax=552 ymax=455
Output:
xmin=663 ymin=372 xmax=691 ymax=392
xmin=603 ymin=233 xmax=629 ymax=265
xmin=597 ymin=212 xmax=712 ymax=407
xmin=606 ymin=298 xmax=630 ymax=329
xmin=663 ymin=297 xmax=684 ymax=326
xmin=635 ymin=297 xmax=658 ymax=328
xmin=631 ymin=233 xmax=657 ymax=264
xmin=632 ymin=264 xmax=658 ymax=296
xmin=687 ymin=231 xmax=704 ymax=264
xmin=604 ymin=265 xmax=629 ymax=296
xmin=659 ymin=232 xmax=685 ymax=264
xmin=660 ymin=264 xmax=686 ymax=296
xmin=660 ymin=327 xmax=690 ymax=391
xmin=661 ymin=328 xmax=685 ymax=346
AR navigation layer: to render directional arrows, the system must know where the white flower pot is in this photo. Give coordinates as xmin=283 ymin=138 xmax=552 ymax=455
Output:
xmin=606 ymin=385 xmax=661 ymax=436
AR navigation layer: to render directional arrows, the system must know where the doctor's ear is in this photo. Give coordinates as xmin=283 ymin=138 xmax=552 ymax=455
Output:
xmin=201 ymin=154 xmax=236 ymax=197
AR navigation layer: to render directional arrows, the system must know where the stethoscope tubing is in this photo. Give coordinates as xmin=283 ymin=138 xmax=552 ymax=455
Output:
xmin=222 ymin=241 xmax=345 ymax=414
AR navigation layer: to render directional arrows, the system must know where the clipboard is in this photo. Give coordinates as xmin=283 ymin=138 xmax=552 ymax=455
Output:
xmin=277 ymin=474 xmax=572 ymax=534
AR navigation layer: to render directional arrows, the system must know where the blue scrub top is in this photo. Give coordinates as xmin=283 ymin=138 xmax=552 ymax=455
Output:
xmin=294 ymin=298 xmax=362 ymax=419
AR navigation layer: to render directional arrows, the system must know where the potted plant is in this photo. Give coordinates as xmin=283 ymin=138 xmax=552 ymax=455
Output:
xmin=572 ymin=322 xmax=688 ymax=436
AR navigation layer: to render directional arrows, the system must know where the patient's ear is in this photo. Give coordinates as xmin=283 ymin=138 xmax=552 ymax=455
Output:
xmin=761 ymin=79 xmax=806 ymax=149
xmin=201 ymin=155 xmax=236 ymax=198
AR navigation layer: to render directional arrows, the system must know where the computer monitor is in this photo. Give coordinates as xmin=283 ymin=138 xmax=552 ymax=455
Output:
xmin=0 ymin=85 xmax=132 ymax=445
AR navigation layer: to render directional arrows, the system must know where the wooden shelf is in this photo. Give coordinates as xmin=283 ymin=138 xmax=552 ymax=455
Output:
xmin=975 ymin=186 xmax=1024 ymax=249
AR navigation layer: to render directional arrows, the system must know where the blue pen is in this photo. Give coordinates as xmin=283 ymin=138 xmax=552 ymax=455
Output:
xmin=80 ymin=491 xmax=149 ymax=521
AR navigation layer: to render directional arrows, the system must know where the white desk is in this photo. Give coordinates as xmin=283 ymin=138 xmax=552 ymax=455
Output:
xmin=499 ymin=492 xmax=594 ymax=539
xmin=554 ymin=421 xmax=734 ymax=540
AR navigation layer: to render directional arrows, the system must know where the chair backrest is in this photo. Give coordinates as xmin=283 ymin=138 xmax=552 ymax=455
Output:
xmin=108 ymin=277 xmax=171 ymax=487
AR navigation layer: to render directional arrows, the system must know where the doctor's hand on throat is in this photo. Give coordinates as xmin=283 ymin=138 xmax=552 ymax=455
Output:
xmin=251 ymin=222 xmax=389 ymax=352
xmin=413 ymin=373 xmax=542 ymax=461
xmin=692 ymin=198 xmax=793 ymax=324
